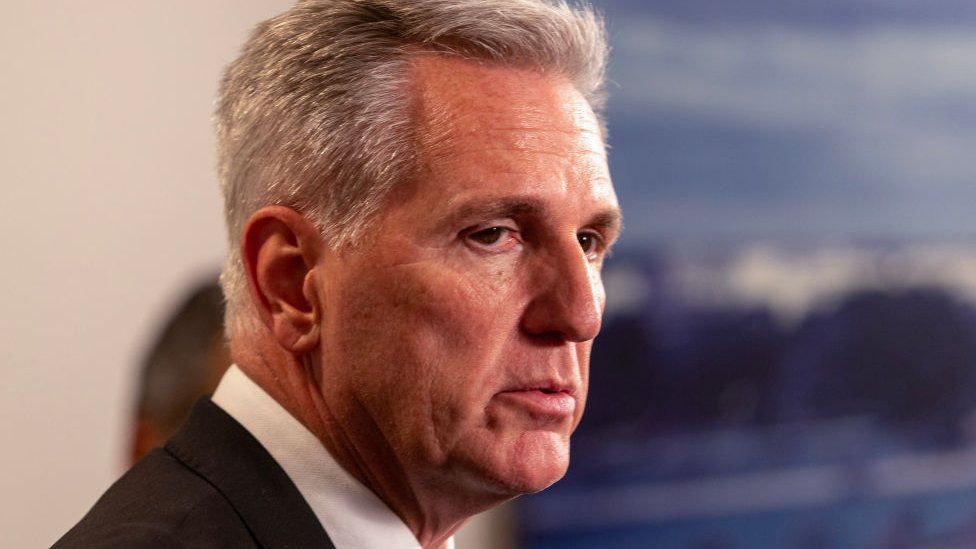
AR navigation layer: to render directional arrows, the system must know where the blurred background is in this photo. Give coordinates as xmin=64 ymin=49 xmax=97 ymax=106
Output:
xmin=2 ymin=1 xmax=976 ymax=548
xmin=524 ymin=1 xmax=976 ymax=548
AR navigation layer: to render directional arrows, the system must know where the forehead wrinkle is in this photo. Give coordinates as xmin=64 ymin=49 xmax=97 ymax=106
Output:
xmin=445 ymin=146 xmax=597 ymax=162
xmin=425 ymin=120 xmax=600 ymax=164
xmin=444 ymin=126 xmax=608 ymax=168
xmin=454 ymin=105 xmax=601 ymax=137
xmin=480 ymin=125 xmax=584 ymax=137
xmin=481 ymin=126 xmax=605 ymax=152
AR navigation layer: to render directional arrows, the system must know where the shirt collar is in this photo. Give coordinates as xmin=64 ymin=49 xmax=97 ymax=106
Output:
xmin=212 ymin=365 xmax=454 ymax=549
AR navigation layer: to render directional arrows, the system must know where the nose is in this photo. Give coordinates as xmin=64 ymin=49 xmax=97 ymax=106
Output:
xmin=521 ymin=240 xmax=604 ymax=342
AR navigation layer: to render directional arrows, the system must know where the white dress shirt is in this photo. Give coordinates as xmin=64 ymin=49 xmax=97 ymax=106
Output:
xmin=212 ymin=365 xmax=454 ymax=549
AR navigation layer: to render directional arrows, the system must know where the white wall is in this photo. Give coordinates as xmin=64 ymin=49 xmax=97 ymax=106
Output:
xmin=0 ymin=2 xmax=291 ymax=546
xmin=0 ymin=2 xmax=510 ymax=547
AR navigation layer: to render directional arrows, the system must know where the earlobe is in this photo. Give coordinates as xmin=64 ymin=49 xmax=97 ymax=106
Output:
xmin=240 ymin=206 xmax=323 ymax=355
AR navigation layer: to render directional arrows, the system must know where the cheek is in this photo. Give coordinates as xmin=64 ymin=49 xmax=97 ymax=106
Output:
xmin=328 ymin=261 xmax=524 ymax=403
xmin=329 ymin=261 xmax=529 ymax=459
xmin=394 ymin=261 xmax=521 ymax=353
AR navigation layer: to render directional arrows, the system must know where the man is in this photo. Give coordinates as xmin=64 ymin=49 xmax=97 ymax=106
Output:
xmin=56 ymin=0 xmax=620 ymax=547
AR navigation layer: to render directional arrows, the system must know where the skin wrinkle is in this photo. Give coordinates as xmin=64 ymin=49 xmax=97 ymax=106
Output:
xmin=310 ymin=297 xmax=426 ymax=516
xmin=334 ymin=264 xmax=458 ymax=482
xmin=429 ymin=143 xmax=609 ymax=206
xmin=349 ymin=390 xmax=425 ymax=516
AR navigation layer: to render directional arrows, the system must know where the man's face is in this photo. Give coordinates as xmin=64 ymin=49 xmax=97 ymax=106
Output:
xmin=315 ymin=56 xmax=620 ymax=497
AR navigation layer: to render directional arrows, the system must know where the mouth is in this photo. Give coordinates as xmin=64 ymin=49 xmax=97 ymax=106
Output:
xmin=495 ymin=385 xmax=576 ymax=421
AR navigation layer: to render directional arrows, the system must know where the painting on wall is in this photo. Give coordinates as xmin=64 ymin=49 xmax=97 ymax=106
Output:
xmin=522 ymin=2 xmax=976 ymax=547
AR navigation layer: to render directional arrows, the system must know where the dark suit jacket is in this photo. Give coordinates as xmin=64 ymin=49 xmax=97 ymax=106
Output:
xmin=53 ymin=399 xmax=336 ymax=548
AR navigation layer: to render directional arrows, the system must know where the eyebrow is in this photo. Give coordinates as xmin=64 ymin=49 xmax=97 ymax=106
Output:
xmin=447 ymin=198 xmax=544 ymax=226
xmin=442 ymin=196 xmax=624 ymax=238
xmin=589 ymin=209 xmax=623 ymax=235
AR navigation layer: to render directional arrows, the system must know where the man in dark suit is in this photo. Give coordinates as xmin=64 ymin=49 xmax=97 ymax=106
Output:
xmin=56 ymin=1 xmax=621 ymax=547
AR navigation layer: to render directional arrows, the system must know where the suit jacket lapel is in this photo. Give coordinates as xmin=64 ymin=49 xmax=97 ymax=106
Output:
xmin=166 ymin=398 xmax=336 ymax=549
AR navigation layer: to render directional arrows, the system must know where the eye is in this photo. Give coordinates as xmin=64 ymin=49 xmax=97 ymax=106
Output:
xmin=464 ymin=225 xmax=520 ymax=252
xmin=469 ymin=226 xmax=506 ymax=246
xmin=577 ymin=232 xmax=605 ymax=257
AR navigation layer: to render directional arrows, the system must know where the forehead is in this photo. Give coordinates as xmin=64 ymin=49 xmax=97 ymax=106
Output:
xmin=407 ymin=55 xmax=616 ymax=212
xmin=412 ymin=55 xmax=598 ymax=138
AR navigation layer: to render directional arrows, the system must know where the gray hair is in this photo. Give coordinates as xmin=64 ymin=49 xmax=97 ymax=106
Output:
xmin=217 ymin=0 xmax=608 ymax=337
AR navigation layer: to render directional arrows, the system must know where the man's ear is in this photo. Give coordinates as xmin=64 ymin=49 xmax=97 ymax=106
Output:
xmin=240 ymin=205 xmax=324 ymax=354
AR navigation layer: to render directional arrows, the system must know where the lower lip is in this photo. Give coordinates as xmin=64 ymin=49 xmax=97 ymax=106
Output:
xmin=496 ymin=390 xmax=576 ymax=420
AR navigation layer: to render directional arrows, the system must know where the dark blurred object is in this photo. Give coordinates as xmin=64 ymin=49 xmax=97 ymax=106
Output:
xmin=130 ymin=279 xmax=231 ymax=464
xmin=785 ymin=289 xmax=976 ymax=441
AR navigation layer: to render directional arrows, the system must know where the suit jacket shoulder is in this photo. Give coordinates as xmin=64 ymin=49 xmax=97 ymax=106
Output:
xmin=53 ymin=399 xmax=335 ymax=549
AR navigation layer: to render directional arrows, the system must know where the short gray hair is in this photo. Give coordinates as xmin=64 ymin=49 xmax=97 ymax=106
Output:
xmin=217 ymin=0 xmax=608 ymax=337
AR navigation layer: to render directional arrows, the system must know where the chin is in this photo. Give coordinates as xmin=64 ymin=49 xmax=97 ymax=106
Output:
xmin=507 ymin=464 xmax=568 ymax=495
xmin=483 ymin=430 xmax=572 ymax=496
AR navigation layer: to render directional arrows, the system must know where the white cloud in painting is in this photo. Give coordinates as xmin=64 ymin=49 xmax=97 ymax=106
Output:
xmin=610 ymin=19 xmax=976 ymax=188
xmin=666 ymin=244 xmax=976 ymax=325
